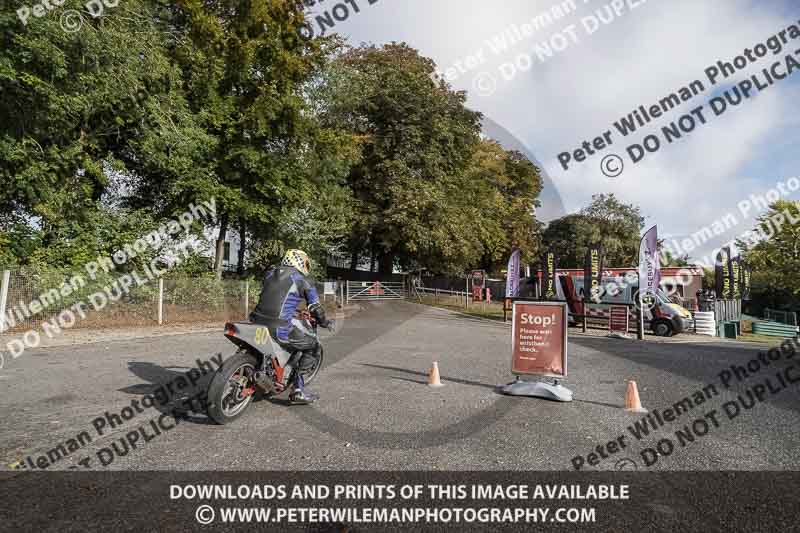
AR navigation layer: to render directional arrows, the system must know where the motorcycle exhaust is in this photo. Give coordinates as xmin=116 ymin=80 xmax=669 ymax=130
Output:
xmin=253 ymin=371 xmax=275 ymax=393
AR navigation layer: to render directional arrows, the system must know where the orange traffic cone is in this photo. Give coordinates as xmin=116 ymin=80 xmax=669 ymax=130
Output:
xmin=428 ymin=362 xmax=444 ymax=387
xmin=625 ymin=380 xmax=647 ymax=413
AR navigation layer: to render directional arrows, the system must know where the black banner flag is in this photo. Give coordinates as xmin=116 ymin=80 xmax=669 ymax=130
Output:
xmin=541 ymin=251 xmax=558 ymax=301
xmin=715 ymin=247 xmax=732 ymax=298
xmin=584 ymin=244 xmax=605 ymax=303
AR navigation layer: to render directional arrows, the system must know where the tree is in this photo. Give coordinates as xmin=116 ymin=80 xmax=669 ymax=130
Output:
xmin=660 ymin=245 xmax=691 ymax=267
xmin=0 ymin=0 xmax=188 ymax=267
xmin=314 ymin=42 xmax=485 ymax=274
xmin=737 ymin=200 xmax=800 ymax=307
xmin=541 ymin=214 xmax=594 ymax=268
xmin=2 ymin=7 xmax=543 ymax=280
xmin=701 ymin=267 xmax=716 ymax=291
xmin=580 ymin=194 xmax=644 ymax=266
xmin=120 ymin=0 xmax=357 ymax=278
xmin=246 ymin=180 xmax=359 ymax=276
xmin=542 ymin=194 xmax=644 ymax=268
xmin=389 ymin=140 xmax=543 ymax=276
xmin=465 ymin=142 xmax=543 ymax=273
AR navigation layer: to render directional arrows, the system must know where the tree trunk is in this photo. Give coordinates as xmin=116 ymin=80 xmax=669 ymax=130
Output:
xmin=378 ymin=252 xmax=394 ymax=275
xmin=350 ymin=249 xmax=359 ymax=271
xmin=214 ymin=212 xmax=229 ymax=280
xmin=237 ymin=217 xmax=246 ymax=276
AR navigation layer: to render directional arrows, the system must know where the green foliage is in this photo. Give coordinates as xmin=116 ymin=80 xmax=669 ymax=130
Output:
xmin=427 ymin=140 xmax=543 ymax=275
xmin=135 ymin=0 xmax=359 ymax=275
xmin=0 ymin=218 xmax=39 ymax=267
xmin=1 ymin=0 xmax=183 ymax=236
xmin=738 ymin=200 xmax=800 ymax=306
xmin=702 ymin=268 xmax=716 ymax=291
xmin=580 ymin=194 xmax=644 ymax=265
xmin=541 ymin=214 xmax=593 ymax=268
xmin=314 ymin=43 xmax=542 ymax=275
xmin=315 ymin=42 xmax=485 ymax=274
xmin=543 ymin=194 xmax=644 ymax=268
xmin=27 ymin=206 xmax=161 ymax=271
xmin=164 ymin=273 xmax=225 ymax=309
xmin=660 ymin=248 xmax=691 ymax=267
xmin=2 ymin=7 xmax=542 ymax=279
xmin=10 ymin=262 xmax=148 ymax=319
xmin=247 ymin=183 xmax=358 ymax=277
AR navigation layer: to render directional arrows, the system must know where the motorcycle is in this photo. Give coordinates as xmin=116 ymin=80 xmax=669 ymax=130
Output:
xmin=206 ymin=311 xmax=331 ymax=424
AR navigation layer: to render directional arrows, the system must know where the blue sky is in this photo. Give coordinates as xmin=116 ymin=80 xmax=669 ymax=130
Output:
xmin=314 ymin=0 xmax=800 ymax=265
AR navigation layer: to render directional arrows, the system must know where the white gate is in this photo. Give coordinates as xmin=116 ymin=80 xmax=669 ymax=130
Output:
xmin=346 ymin=280 xmax=406 ymax=301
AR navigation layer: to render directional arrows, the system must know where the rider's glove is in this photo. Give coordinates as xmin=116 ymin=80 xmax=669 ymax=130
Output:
xmin=308 ymin=302 xmax=330 ymax=329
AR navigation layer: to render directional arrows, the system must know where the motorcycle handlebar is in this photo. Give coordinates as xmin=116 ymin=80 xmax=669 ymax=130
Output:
xmin=298 ymin=311 xmax=335 ymax=332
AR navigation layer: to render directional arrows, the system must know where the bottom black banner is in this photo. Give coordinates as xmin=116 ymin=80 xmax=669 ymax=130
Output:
xmin=1 ymin=472 xmax=797 ymax=531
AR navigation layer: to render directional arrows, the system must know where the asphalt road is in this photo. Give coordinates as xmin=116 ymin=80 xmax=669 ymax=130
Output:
xmin=2 ymin=301 xmax=799 ymax=472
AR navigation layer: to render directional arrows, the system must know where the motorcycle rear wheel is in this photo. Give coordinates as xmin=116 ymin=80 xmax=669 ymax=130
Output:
xmin=207 ymin=351 xmax=259 ymax=425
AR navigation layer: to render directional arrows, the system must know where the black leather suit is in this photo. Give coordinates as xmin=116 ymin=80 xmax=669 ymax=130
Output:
xmin=250 ymin=266 xmax=329 ymax=373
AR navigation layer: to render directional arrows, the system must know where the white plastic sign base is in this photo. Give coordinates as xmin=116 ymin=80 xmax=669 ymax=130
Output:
xmin=501 ymin=378 xmax=573 ymax=402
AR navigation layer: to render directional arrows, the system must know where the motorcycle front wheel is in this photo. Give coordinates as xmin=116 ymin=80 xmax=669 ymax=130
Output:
xmin=301 ymin=345 xmax=324 ymax=385
xmin=206 ymin=351 xmax=259 ymax=425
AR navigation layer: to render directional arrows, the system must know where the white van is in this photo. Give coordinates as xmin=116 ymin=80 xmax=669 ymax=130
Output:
xmin=557 ymin=274 xmax=694 ymax=336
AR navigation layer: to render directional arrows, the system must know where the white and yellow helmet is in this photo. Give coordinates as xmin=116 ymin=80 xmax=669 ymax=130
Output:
xmin=281 ymin=249 xmax=311 ymax=276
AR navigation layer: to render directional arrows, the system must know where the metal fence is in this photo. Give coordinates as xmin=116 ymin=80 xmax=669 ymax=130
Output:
xmin=698 ymin=297 xmax=743 ymax=324
xmin=413 ymin=286 xmax=470 ymax=306
xmin=159 ymin=277 xmax=258 ymax=325
xmin=765 ymin=308 xmax=798 ymax=327
xmin=712 ymin=299 xmax=742 ymax=323
xmin=0 ymin=269 xmax=342 ymax=335
xmin=346 ymin=280 xmax=406 ymax=301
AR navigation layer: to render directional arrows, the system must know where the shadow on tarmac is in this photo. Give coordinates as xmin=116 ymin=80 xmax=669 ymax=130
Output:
xmin=119 ymin=361 xmax=215 ymax=424
xmin=569 ymin=335 xmax=800 ymax=414
xmin=360 ymin=362 xmax=501 ymax=392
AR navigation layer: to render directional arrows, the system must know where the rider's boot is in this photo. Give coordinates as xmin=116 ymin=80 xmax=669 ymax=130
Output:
xmin=289 ymin=374 xmax=318 ymax=405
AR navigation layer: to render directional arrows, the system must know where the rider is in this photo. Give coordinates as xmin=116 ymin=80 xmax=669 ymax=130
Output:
xmin=250 ymin=249 xmax=332 ymax=405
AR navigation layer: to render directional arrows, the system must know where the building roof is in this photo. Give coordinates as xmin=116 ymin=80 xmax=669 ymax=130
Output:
xmin=540 ymin=267 xmax=705 ymax=277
